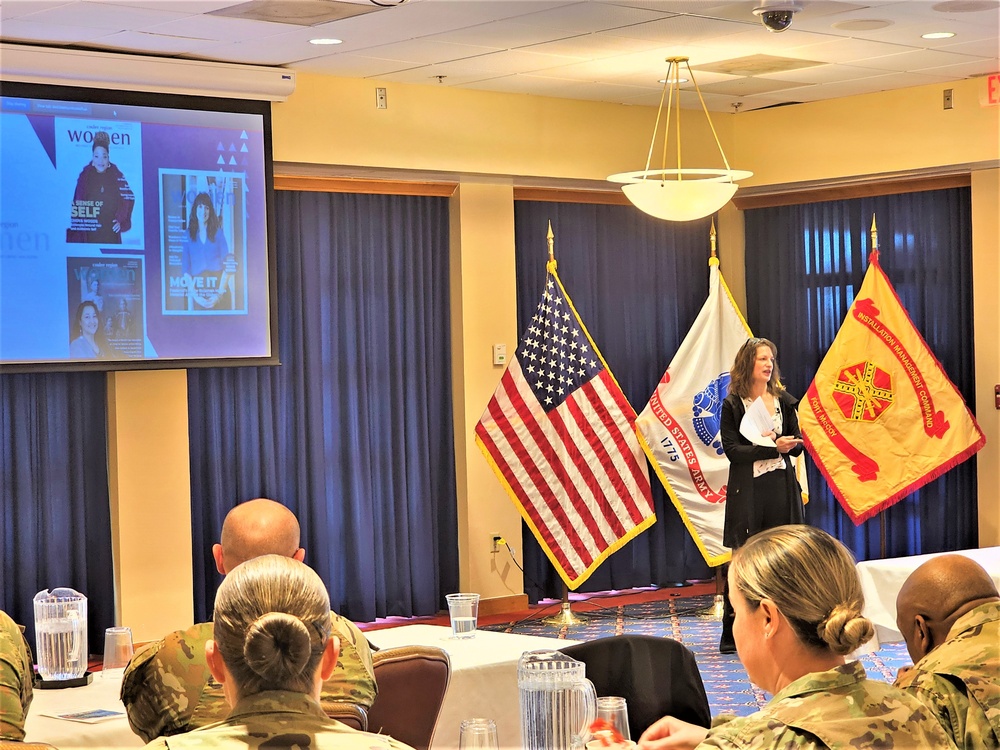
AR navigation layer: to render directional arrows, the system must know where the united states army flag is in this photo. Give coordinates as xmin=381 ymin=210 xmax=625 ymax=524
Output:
xmin=799 ymin=250 xmax=985 ymax=524
xmin=636 ymin=257 xmax=750 ymax=566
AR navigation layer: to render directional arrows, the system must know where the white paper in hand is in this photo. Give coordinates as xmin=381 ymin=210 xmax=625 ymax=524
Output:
xmin=740 ymin=397 xmax=776 ymax=447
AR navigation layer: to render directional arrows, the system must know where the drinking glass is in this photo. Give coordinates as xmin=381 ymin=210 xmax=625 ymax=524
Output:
xmin=459 ymin=717 xmax=499 ymax=749
xmin=588 ymin=696 xmax=632 ymax=748
xmin=102 ymin=626 xmax=134 ymax=679
xmin=446 ymin=593 xmax=480 ymax=638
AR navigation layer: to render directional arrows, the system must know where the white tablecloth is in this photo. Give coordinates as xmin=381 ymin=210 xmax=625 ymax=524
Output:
xmin=856 ymin=546 xmax=1000 ymax=652
xmin=367 ymin=623 xmax=581 ymax=750
xmin=24 ymin=672 xmax=144 ymax=748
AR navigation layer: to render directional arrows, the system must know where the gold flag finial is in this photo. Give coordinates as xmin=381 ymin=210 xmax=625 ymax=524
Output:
xmin=710 ymin=218 xmax=717 ymax=258
xmin=547 ymin=220 xmax=555 ymax=262
xmin=870 ymin=214 xmax=878 ymax=252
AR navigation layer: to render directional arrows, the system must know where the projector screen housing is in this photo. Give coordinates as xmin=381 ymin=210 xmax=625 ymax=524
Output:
xmin=0 ymin=80 xmax=279 ymax=372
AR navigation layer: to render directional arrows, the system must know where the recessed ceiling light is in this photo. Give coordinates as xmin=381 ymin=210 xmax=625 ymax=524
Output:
xmin=309 ymin=38 xmax=342 ymax=45
xmin=833 ymin=19 xmax=893 ymax=31
xmin=659 ymin=77 xmax=689 ymax=84
xmin=922 ymin=31 xmax=957 ymax=38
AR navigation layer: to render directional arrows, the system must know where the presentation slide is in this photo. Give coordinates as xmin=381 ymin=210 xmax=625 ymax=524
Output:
xmin=0 ymin=82 xmax=275 ymax=369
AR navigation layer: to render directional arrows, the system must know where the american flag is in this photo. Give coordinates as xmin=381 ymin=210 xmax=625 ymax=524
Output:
xmin=475 ymin=258 xmax=655 ymax=589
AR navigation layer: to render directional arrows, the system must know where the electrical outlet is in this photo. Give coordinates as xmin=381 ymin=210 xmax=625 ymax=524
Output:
xmin=943 ymin=88 xmax=953 ymax=110
xmin=491 ymin=534 xmax=502 ymax=553
xmin=376 ymin=87 xmax=387 ymax=109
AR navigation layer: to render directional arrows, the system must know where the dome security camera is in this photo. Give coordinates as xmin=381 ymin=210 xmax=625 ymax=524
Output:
xmin=752 ymin=0 xmax=802 ymax=33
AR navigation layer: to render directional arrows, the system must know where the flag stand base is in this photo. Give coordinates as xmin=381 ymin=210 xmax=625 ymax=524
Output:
xmin=711 ymin=594 xmax=725 ymax=620
xmin=542 ymin=600 xmax=588 ymax=626
xmin=541 ymin=583 xmax=587 ymax=626
xmin=711 ymin=566 xmax=725 ymax=620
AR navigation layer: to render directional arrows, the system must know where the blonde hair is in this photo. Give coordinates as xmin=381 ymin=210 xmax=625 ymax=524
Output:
xmin=213 ymin=555 xmax=331 ymax=696
xmin=732 ymin=525 xmax=874 ymax=655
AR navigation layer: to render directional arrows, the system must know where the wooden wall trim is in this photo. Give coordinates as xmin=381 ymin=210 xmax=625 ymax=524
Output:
xmin=733 ymin=173 xmax=973 ymax=210
xmin=513 ymin=186 xmax=630 ymax=205
xmin=274 ymin=174 xmax=457 ymax=196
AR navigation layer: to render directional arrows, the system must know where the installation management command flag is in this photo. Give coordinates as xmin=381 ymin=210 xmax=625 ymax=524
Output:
xmin=799 ymin=250 xmax=985 ymax=524
xmin=475 ymin=257 xmax=655 ymax=589
xmin=636 ymin=257 xmax=750 ymax=566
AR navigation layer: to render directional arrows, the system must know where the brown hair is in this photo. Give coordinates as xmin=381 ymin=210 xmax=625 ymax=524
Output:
xmin=213 ymin=555 xmax=331 ymax=697
xmin=732 ymin=525 xmax=874 ymax=655
xmin=729 ymin=337 xmax=784 ymax=399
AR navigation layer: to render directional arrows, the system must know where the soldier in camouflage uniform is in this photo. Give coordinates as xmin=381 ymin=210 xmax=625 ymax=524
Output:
xmin=0 ymin=609 xmax=33 ymax=741
xmin=122 ymin=499 xmax=376 ymax=742
xmin=639 ymin=526 xmax=957 ymax=750
xmin=143 ymin=555 xmax=412 ymax=750
xmin=894 ymin=554 xmax=1000 ymax=750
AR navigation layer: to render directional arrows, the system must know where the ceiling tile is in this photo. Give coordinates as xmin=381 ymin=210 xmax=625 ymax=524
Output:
xmin=0 ymin=17 xmax=111 ymax=44
xmin=10 ymin=0 xmax=193 ymax=30
xmin=509 ymin=1 xmax=676 ymax=33
xmin=1 ymin=1 xmax=75 ymax=21
xmin=603 ymin=13 xmax=751 ymax=43
xmin=938 ymin=36 xmax=1000 ymax=57
xmin=426 ymin=19 xmax=581 ymax=49
xmin=697 ymin=76 xmax=808 ymax=96
xmin=915 ymin=58 xmax=1000 ymax=78
xmin=356 ymin=38 xmax=504 ymax=64
xmin=89 ymin=29 xmax=223 ymax=55
xmin=851 ymin=47 xmax=988 ymax=71
xmin=138 ymin=12 xmax=296 ymax=42
xmin=756 ymin=62 xmax=891 ymax=84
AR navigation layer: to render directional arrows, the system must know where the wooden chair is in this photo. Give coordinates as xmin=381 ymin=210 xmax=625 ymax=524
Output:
xmin=365 ymin=645 xmax=451 ymax=750
xmin=325 ymin=701 xmax=368 ymax=731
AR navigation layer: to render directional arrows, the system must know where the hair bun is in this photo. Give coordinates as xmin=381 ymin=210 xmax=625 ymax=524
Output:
xmin=242 ymin=612 xmax=312 ymax=682
xmin=818 ymin=604 xmax=874 ymax=655
xmin=94 ymin=131 xmax=110 ymax=149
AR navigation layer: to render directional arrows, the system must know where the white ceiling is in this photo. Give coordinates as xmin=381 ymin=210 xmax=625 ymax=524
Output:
xmin=1 ymin=0 xmax=998 ymax=111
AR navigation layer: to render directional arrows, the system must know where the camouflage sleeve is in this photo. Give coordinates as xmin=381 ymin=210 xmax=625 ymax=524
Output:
xmin=320 ymin=614 xmax=378 ymax=711
xmin=894 ymin=669 xmax=967 ymax=744
xmin=0 ymin=615 xmax=33 ymax=742
xmin=701 ymin=716 xmax=809 ymax=749
xmin=121 ymin=629 xmax=219 ymax=743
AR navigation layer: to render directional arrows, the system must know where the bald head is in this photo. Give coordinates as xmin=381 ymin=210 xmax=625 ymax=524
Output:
xmin=895 ymin=554 xmax=999 ymax=662
xmin=212 ymin=499 xmax=304 ymax=575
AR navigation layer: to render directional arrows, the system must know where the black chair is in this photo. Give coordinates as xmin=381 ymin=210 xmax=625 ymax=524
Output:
xmin=560 ymin=635 xmax=711 ymax=739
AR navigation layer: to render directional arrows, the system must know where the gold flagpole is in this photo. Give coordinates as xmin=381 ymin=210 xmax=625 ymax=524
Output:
xmin=710 ymin=217 xmax=725 ymax=619
xmin=871 ymin=214 xmax=889 ymax=560
xmin=540 ymin=221 xmax=587 ymax=626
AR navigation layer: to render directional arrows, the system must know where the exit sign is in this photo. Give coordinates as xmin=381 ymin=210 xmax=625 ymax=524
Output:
xmin=986 ymin=73 xmax=1000 ymax=106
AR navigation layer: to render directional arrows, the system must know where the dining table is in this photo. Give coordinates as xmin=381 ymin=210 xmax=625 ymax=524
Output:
xmin=367 ymin=623 xmax=582 ymax=749
xmin=855 ymin=545 xmax=1000 ymax=653
xmin=23 ymin=671 xmax=144 ymax=748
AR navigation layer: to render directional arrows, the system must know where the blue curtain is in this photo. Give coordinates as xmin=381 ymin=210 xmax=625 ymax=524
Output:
xmin=0 ymin=371 xmax=114 ymax=652
xmin=513 ymin=201 xmax=719 ymax=600
xmin=743 ymin=188 xmax=977 ymax=561
xmin=187 ymin=191 xmax=458 ymax=623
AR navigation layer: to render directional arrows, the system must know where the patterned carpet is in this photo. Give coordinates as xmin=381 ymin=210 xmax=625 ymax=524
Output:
xmin=482 ymin=594 xmax=912 ymax=718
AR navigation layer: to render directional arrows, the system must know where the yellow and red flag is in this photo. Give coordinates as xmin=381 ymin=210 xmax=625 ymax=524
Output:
xmin=799 ymin=250 xmax=985 ymax=524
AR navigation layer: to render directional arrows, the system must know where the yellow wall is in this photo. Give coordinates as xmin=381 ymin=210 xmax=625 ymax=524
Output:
xmin=107 ymin=370 xmax=192 ymax=642
xmin=971 ymin=169 xmax=1000 ymax=546
xmin=732 ymin=77 xmax=998 ymax=185
xmin=448 ymin=179 xmax=527 ymax=609
xmin=96 ymin=71 xmax=998 ymax=632
xmin=273 ymin=72 xmax=732 ymax=181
